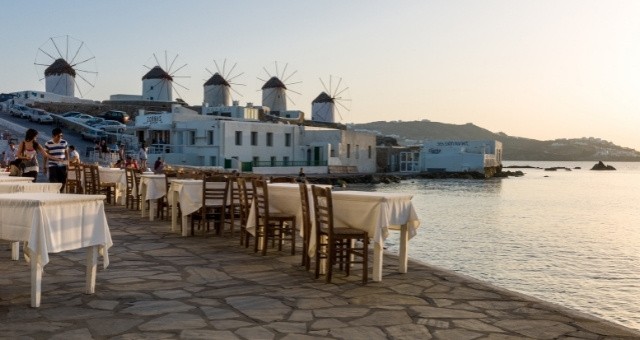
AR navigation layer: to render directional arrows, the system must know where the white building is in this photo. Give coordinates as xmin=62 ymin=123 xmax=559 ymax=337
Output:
xmin=142 ymin=66 xmax=173 ymax=101
xmin=133 ymin=105 xmax=377 ymax=174
xmin=420 ymin=140 xmax=502 ymax=173
xmin=45 ymin=58 xmax=76 ymax=97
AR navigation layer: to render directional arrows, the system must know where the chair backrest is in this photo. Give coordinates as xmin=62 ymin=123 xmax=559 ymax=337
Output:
xmin=252 ymin=178 xmax=270 ymax=222
xmin=236 ymin=177 xmax=250 ymax=224
xmin=125 ymin=168 xmax=136 ymax=193
xmin=202 ymin=174 xmax=229 ymax=207
xmin=66 ymin=165 xmax=83 ymax=193
xmin=299 ymin=182 xmax=311 ymax=235
xmin=311 ymin=185 xmax=334 ymax=236
xmin=82 ymin=164 xmax=99 ymax=194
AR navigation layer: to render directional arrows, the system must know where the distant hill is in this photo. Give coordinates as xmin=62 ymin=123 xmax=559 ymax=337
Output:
xmin=350 ymin=120 xmax=640 ymax=161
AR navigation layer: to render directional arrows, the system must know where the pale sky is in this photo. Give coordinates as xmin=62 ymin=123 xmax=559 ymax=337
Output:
xmin=1 ymin=0 xmax=640 ymax=150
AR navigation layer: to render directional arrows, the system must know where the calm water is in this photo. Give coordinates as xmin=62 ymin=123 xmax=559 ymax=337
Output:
xmin=369 ymin=161 xmax=640 ymax=331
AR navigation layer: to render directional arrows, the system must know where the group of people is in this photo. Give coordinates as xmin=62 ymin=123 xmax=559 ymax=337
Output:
xmin=3 ymin=127 xmax=80 ymax=192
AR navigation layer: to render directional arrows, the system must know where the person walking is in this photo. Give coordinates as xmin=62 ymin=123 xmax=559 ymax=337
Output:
xmin=138 ymin=142 xmax=148 ymax=170
xmin=17 ymin=128 xmax=59 ymax=182
xmin=44 ymin=127 xmax=69 ymax=192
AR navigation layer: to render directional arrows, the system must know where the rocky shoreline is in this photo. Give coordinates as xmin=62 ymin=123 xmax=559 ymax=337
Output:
xmin=304 ymin=170 xmax=524 ymax=186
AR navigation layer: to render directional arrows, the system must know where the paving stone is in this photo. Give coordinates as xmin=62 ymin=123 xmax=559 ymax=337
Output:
xmin=432 ymin=328 xmax=484 ymax=340
xmin=121 ymin=300 xmax=196 ymax=316
xmin=385 ymin=324 xmax=432 ymax=339
xmin=87 ymin=299 xmax=119 ymax=310
xmin=185 ymin=266 xmax=232 ymax=283
xmin=350 ymin=310 xmax=412 ymax=327
xmin=313 ymin=307 xmax=369 ymax=318
xmin=234 ymin=326 xmax=275 ymax=339
xmin=38 ymin=306 xmax=112 ymax=321
xmin=493 ymin=319 xmax=577 ymax=339
xmin=153 ymin=289 xmax=192 ymax=299
xmin=349 ymin=293 xmax=428 ymax=306
xmin=210 ymin=319 xmax=254 ymax=330
xmin=288 ymin=310 xmax=314 ymax=322
xmin=310 ymin=318 xmax=349 ymax=330
xmin=180 ymin=329 xmax=240 ymax=339
xmin=138 ymin=312 xmax=207 ymax=331
xmin=86 ymin=318 xmax=144 ymax=336
xmin=411 ymin=306 xmax=487 ymax=319
xmin=225 ymin=296 xmax=291 ymax=323
xmin=200 ymin=306 xmax=241 ymax=320
xmin=327 ymin=325 xmax=388 ymax=339
xmin=453 ymin=319 xmax=507 ymax=333
xmin=265 ymin=321 xmax=308 ymax=334
xmin=49 ymin=327 xmax=93 ymax=340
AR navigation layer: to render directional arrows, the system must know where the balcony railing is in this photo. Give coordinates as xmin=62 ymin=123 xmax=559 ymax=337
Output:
xmin=253 ymin=160 xmax=327 ymax=167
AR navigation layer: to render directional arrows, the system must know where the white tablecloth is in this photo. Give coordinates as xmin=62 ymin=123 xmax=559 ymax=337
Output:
xmin=139 ymin=174 xmax=167 ymax=220
xmin=246 ymin=184 xmax=420 ymax=282
xmin=99 ymin=167 xmax=126 ymax=204
xmin=168 ymin=179 xmax=230 ymax=236
xmin=0 ymin=176 xmax=34 ymax=183
xmin=0 ymin=193 xmax=113 ymax=307
xmin=0 ymin=182 xmax=62 ymax=193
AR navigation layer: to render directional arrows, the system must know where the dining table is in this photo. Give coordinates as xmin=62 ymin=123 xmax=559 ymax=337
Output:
xmin=245 ymin=183 xmax=421 ymax=282
xmin=98 ymin=167 xmax=127 ymax=204
xmin=139 ymin=173 xmax=166 ymax=221
xmin=168 ymin=179 xmax=204 ymax=236
xmin=0 ymin=176 xmax=35 ymax=183
xmin=0 ymin=193 xmax=112 ymax=307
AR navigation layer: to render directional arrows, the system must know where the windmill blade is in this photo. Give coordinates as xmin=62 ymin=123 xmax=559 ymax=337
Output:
xmin=334 ymin=77 xmax=344 ymax=96
xmin=226 ymin=62 xmax=237 ymax=79
xmin=319 ymin=77 xmax=329 ymax=94
xmin=74 ymin=79 xmax=84 ymax=98
xmin=228 ymin=71 xmax=244 ymax=82
xmin=288 ymin=96 xmax=296 ymax=106
xmin=286 ymin=80 xmax=302 ymax=86
xmin=69 ymin=41 xmax=84 ymax=64
xmin=168 ymin=53 xmax=179 ymax=74
xmin=334 ymin=86 xmax=350 ymax=98
xmin=71 ymin=56 xmax=96 ymax=67
xmin=230 ymin=87 xmax=244 ymax=98
xmin=205 ymin=67 xmax=214 ymax=76
xmin=171 ymin=63 xmax=188 ymax=75
xmin=50 ymin=37 xmax=64 ymax=59
xmin=153 ymin=53 xmax=161 ymax=68
xmin=34 ymin=62 xmax=53 ymax=67
xmin=65 ymin=35 xmax=69 ymax=60
xmin=288 ymin=88 xmax=302 ymax=96
xmin=172 ymin=81 xmax=189 ymax=91
xmin=262 ymin=66 xmax=272 ymax=78
xmin=52 ymin=74 xmax=64 ymax=94
xmin=257 ymin=76 xmax=268 ymax=83
xmin=283 ymin=70 xmax=298 ymax=83
xmin=38 ymin=48 xmax=57 ymax=62
xmin=74 ymin=68 xmax=98 ymax=74
xmin=262 ymin=89 xmax=276 ymax=102
xmin=229 ymin=81 xmax=246 ymax=87
xmin=336 ymin=100 xmax=351 ymax=112
xmin=158 ymin=80 xmax=168 ymax=99
xmin=172 ymin=83 xmax=185 ymax=101
xmin=275 ymin=61 xmax=280 ymax=79
xmin=76 ymin=72 xmax=96 ymax=88
xmin=222 ymin=59 xmax=227 ymax=76
xmin=281 ymin=63 xmax=290 ymax=80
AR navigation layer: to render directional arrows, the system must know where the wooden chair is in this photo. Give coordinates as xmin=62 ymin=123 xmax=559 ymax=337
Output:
xmin=125 ymin=168 xmax=141 ymax=210
xmin=252 ymin=178 xmax=296 ymax=256
xmin=65 ymin=165 xmax=83 ymax=194
xmin=157 ymin=171 xmax=177 ymax=219
xmin=96 ymin=166 xmax=117 ymax=204
xmin=236 ymin=177 xmax=252 ymax=247
xmin=312 ymin=185 xmax=369 ymax=284
xmin=299 ymin=182 xmax=312 ymax=270
xmin=190 ymin=174 xmax=230 ymax=236
xmin=82 ymin=164 xmax=98 ymax=195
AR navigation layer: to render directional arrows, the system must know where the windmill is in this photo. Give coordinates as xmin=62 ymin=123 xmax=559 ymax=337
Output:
xmin=203 ymin=59 xmax=244 ymax=107
xmin=311 ymin=75 xmax=351 ymax=123
xmin=33 ymin=35 xmax=97 ymax=98
xmin=142 ymin=51 xmax=189 ymax=102
xmin=258 ymin=61 xmax=301 ymax=112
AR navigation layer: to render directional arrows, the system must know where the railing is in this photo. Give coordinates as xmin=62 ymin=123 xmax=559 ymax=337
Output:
xmin=253 ymin=160 xmax=327 ymax=167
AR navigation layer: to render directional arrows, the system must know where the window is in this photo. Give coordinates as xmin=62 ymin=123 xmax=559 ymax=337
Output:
xmin=150 ymin=86 xmax=154 ymax=90
xmin=251 ymin=131 xmax=258 ymax=146
xmin=207 ymin=131 xmax=214 ymax=145
xmin=283 ymin=156 xmax=289 ymax=166
xmin=266 ymin=132 xmax=273 ymax=147
xmin=347 ymin=144 xmax=351 ymax=158
xmin=252 ymin=156 xmax=259 ymax=165
xmin=235 ymin=131 xmax=242 ymax=146
xmin=209 ymin=156 xmax=217 ymax=166
xmin=356 ymin=144 xmax=360 ymax=159
xmin=285 ymin=133 xmax=291 ymax=147
xmin=188 ymin=131 xmax=196 ymax=145
xmin=270 ymin=156 xmax=276 ymax=166
xmin=368 ymin=145 xmax=372 ymax=159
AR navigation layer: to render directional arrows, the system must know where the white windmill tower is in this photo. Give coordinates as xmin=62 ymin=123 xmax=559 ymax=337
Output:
xmin=203 ymin=59 xmax=244 ymax=107
xmin=258 ymin=61 xmax=301 ymax=112
xmin=311 ymin=76 xmax=351 ymax=123
xmin=142 ymin=51 xmax=189 ymax=102
xmin=34 ymin=35 xmax=98 ymax=98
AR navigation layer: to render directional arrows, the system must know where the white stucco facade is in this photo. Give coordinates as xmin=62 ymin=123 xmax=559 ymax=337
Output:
xmin=261 ymin=87 xmax=287 ymax=112
xmin=45 ymin=74 xmax=75 ymax=97
xmin=420 ymin=140 xmax=503 ymax=173
xmin=203 ymin=84 xmax=231 ymax=107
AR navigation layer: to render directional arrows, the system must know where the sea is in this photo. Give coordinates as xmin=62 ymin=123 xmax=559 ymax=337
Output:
xmin=367 ymin=161 xmax=640 ymax=331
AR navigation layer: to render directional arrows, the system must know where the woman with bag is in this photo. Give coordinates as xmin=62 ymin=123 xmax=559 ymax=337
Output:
xmin=17 ymin=128 xmax=60 ymax=182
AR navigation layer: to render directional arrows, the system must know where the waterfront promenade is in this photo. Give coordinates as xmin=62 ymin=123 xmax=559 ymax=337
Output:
xmin=2 ymin=205 xmax=639 ymax=339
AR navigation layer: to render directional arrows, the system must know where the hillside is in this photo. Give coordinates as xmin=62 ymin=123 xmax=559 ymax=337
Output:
xmin=350 ymin=120 xmax=640 ymax=161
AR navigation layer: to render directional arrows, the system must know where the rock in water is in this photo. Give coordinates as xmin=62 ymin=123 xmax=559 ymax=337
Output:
xmin=591 ymin=161 xmax=616 ymax=171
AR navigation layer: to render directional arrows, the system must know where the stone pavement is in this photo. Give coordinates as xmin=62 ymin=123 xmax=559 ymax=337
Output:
xmin=2 ymin=205 xmax=640 ymax=339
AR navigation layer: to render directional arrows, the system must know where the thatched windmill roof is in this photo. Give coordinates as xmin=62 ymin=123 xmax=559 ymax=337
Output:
xmin=312 ymin=92 xmax=333 ymax=104
xmin=204 ymin=73 xmax=229 ymax=86
xmin=142 ymin=66 xmax=173 ymax=81
xmin=261 ymin=76 xmax=286 ymax=90
xmin=44 ymin=58 xmax=76 ymax=77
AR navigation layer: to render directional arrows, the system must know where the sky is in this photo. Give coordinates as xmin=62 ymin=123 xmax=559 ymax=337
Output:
xmin=1 ymin=0 xmax=640 ymax=151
